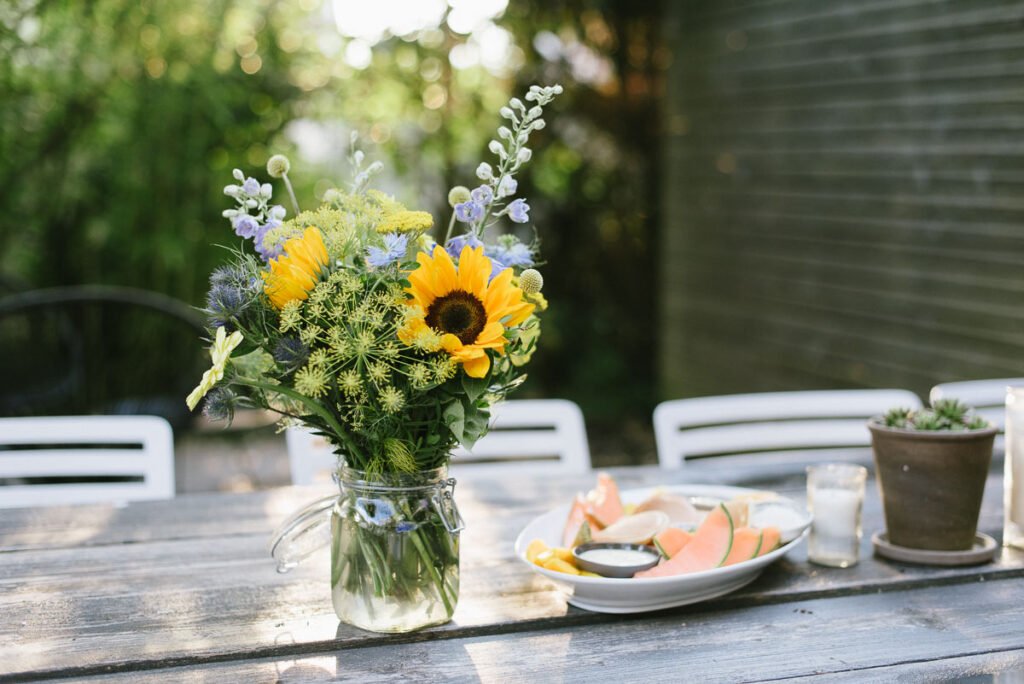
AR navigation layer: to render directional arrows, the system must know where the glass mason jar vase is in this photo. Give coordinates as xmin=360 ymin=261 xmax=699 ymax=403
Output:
xmin=270 ymin=466 xmax=464 ymax=633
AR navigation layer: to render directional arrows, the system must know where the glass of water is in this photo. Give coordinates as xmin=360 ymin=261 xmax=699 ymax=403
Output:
xmin=806 ymin=463 xmax=868 ymax=568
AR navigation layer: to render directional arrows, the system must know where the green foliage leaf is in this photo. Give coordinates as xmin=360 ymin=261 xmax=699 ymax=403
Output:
xmin=461 ymin=374 xmax=489 ymax=403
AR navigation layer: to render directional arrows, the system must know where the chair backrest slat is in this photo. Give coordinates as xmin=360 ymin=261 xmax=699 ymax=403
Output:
xmin=654 ymin=389 xmax=923 ymax=470
xmin=0 ymin=416 xmax=174 ymax=507
xmin=287 ymin=399 xmax=591 ymax=484
xmin=930 ymin=378 xmax=1024 ymax=431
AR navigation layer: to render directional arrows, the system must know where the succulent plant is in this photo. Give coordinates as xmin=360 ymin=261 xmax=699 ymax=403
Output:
xmin=881 ymin=399 xmax=990 ymax=432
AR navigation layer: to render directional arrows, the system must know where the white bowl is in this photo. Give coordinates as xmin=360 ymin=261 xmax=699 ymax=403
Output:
xmin=514 ymin=484 xmax=810 ymax=614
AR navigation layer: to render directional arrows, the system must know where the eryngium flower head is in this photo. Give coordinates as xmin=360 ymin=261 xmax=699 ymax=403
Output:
xmin=273 ymin=336 xmax=309 ymax=372
xmin=203 ymin=387 xmax=237 ymax=423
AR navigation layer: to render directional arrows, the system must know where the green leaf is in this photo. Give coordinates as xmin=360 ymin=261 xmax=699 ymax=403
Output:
xmin=458 ymin=399 xmax=490 ymax=451
xmin=443 ymin=400 xmax=466 ymax=444
xmin=461 ymin=374 xmax=489 ymax=403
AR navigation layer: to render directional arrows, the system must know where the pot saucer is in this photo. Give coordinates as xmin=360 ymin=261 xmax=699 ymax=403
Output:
xmin=871 ymin=530 xmax=997 ymax=566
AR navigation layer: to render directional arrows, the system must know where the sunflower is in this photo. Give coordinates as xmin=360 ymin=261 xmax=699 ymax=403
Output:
xmin=401 ymin=245 xmax=534 ymax=378
xmin=262 ymin=226 xmax=328 ymax=309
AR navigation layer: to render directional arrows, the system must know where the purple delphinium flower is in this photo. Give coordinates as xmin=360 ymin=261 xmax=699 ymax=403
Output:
xmin=232 ymin=215 xmax=260 ymax=239
xmin=445 ymin=233 xmax=483 ymax=260
xmin=471 ymin=185 xmax=494 ymax=206
xmin=488 ymin=257 xmax=507 ymax=282
xmin=507 ymin=198 xmax=530 ymax=224
xmin=242 ymin=177 xmax=261 ymax=195
xmin=487 ymin=242 xmax=534 ymax=268
xmin=366 ymin=233 xmax=409 ymax=268
xmin=454 ymin=200 xmax=484 ymax=223
xmin=253 ymin=219 xmax=284 ymax=262
xmin=497 ymin=175 xmax=517 ymax=198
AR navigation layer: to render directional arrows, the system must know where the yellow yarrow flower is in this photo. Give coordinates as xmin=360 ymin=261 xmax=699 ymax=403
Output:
xmin=186 ymin=327 xmax=244 ymax=410
xmin=376 ymin=210 xmax=434 ymax=234
xmin=262 ymin=226 xmax=329 ymax=309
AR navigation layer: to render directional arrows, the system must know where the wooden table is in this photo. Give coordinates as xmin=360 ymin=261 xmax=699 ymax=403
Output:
xmin=3 ymin=455 xmax=1023 ymax=682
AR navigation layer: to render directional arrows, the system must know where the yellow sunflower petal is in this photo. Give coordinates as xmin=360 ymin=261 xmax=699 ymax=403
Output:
xmin=440 ymin=333 xmax=463 ymax=353
xmin=457 ymin=245 xmax=489 ymax=298
xmin=462 ymin=353 xmax=490 ymax=378
xmin=431 ymin=246 xmax=459 ymax=296
xmin=262 ymin=227 xmax=328 ymax=309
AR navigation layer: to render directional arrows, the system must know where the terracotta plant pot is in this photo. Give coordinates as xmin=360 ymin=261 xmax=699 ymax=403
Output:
xmin=868 ymin=422 xmax=996 ymax=551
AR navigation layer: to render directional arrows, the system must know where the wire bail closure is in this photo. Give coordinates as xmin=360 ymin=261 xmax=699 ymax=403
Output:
xmin=432 ymin=477 xmax=466 ymax=535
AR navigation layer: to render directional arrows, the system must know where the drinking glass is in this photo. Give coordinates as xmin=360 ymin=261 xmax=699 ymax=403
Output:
xmin=806 ymin=463 xmax=867 ymax=568
xmin=1005 ymin=388 xmax=1024 ymax=550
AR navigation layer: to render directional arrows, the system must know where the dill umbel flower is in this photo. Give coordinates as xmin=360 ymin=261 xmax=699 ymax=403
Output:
xmin=378 ymin=386 xmax=405 ymax=414
xmin=279 ymin=301 xmax=302 ymax=332
xmin=294 ymin=365 xmax=329 ymax=398
xmin=368 ymin=361 xmax=390 ymax=385
xmin=408 ymin=363 xmax=431 ymax=389
xmin=339 ymin=369 xmax=363 ymax=397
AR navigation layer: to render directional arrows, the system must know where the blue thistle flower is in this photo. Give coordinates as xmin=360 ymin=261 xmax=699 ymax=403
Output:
xmin=274 ymin=336 xmax=309 ymax=371
xmin=206 ymin=264 xmax=255 ymax=329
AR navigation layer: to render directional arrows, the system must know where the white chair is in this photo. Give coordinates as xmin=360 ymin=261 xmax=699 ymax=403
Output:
xmin=0 ymin=415 xmax=175 ymax=507
xmin=286 ymin=399 xmax=591 ymax=484
xmin=285 ymin=427 xmax=338 ymax=486
xmin=450 ymin=399 xmax=591 ymax=477
xmin=654 ymin=389 xmax=923 ymax=470
xmin=929 ymin=378 xmax=1024 ymax=432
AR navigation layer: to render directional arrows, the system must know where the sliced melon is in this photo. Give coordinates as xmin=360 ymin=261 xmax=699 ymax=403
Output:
xmin=652 ymin=527 xmax=693 ymax=559
xmin=635 ymin=504 xmax=734 ymax=578
xmin=722 ymin=527 xmax=763 ymax=566
xmin=562 ymin=494 xmax=589 ymax=547
xmin=585 ymin=472 xmax=624 ymax=527
xmin=756 ymin=526 xmax=781 ymax=556
xmin=591 ymin=510 xmax=670 ymax=545
xmin=636 ymin=492 xmax=702 ymax=525
xmin=722 ymin=499 xmax=749 ymax=528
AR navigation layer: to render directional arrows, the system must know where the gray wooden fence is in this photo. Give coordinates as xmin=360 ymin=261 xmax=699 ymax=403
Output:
xmin=659 ymin=0 xmax=1024 ymax=400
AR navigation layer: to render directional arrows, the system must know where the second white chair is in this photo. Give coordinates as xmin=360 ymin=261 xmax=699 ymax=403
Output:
xmin=654 ymin=389 xmax=923 ymax=470
xmin=287 ymin=398 xmax=591 ymax=485
xmin=0 ymin=415 xmax=175 ymax=508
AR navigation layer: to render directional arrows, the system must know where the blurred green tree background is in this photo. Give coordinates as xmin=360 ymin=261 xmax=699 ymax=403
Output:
xmin=0 ymin=0 xmax=665 ymax=459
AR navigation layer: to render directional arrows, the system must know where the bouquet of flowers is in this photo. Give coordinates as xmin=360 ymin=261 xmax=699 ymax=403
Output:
xmin=186 ymin=84 xmax=562 ymax=632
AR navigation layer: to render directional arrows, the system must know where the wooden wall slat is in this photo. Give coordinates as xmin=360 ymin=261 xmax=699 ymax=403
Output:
xmin=659 ymin=0 xmax=1024 ymax=399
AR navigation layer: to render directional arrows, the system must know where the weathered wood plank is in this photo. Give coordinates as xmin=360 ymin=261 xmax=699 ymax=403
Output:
xmin=0 ymin=465 xmax=1018 ymax=681
xmin=71 ymin=578 xmax=1024 ymax=683
xmin=660 ymin=0 xmax=1024 ymax=400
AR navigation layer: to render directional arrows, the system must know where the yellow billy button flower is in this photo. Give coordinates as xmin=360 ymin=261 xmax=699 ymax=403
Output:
xmin=185 ymin=327 xmax=244 ymax=410
xmin=262 ymin=226 xmax=328 ymax=309
xmin=401 ymin=245 xmax=534 ymax=378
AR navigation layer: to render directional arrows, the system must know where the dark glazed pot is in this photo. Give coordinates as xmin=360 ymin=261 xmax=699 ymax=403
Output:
xmin=868 ymin=421 xmax=996 ymax=551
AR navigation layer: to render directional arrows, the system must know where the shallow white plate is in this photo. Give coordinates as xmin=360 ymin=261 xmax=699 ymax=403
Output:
xmin=514 ymin=484 xmax=810 ymax=614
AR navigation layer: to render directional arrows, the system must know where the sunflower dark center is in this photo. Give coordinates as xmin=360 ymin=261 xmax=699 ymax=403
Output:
xmin=426 ymin=290 xmax=487 ymax=345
